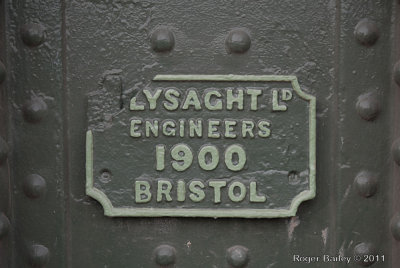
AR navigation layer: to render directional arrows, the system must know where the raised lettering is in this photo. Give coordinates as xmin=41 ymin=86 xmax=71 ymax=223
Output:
xmin=162 ymin=120 xmax=176 ymax=136
xmin=272 ymin=89 xmax=287 ymax=111
xmin=189 ymin=180 xmax=205 ymax=202
xmin=135 ymin=181 xmax=151 ymax=203
xmin=242 ymin=120 xmax=255 ymax=138
xmin=204 ymin=90 xmax=222 ymax=111
xmin=198 ymin=145 xmax=219 ymax=171
xmin=227 ymin=88 xmax=244 ymax=110
xmin=182 ymin=89 xmax=201 ymax=110
xmin=228 ymin=181 xmax=246 ymax=202
xmin=145 ymin=120 xmax=159 ymax=137
xmin=224 ymin=120 xmax=237 ymax=138
xmin=155 ymin=145 xmax=165 ymax=171
xmin=130 ymin=119 xmax=142 ymax=137
xmin=171 ymin=143 xmax=193 ymax=171
xmin=249 ymin=181 xmax=266 ymax=202
xmin=189 ymin=119 xmax=202 ymax=138
xmin=143 ymin=89 xmax=162 ymax=110
xmin=246 ymin=88 xmax=262 ymax=111
xmin=209 ymin=180 xmax=227 ymax=203
xmin=163 ymin=88 xmax=180 ymax=110
xmin=130 ymin=97 xmax=145 ymax=110
xmin=157 ymin=180 xmax=173 ymax=202
xmin=177 ymin=180 xmax=186 ymax=202
xmin=208 ymin=120 xmax=221 ymax=138
xmin=257 ymin=120 xmax=271 ymax=138
xmin=225 ymin=144 xmax=246 ymax=171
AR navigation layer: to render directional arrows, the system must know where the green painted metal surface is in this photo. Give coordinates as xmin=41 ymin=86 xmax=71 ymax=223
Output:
xmin=0 ymin=0 xmax=399 ymax=267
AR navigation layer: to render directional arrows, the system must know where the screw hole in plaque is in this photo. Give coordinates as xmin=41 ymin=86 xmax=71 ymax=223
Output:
xmin=99 ymin=169 xmax=112 ymax=184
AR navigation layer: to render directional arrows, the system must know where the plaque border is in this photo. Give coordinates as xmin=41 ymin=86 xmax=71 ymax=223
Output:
xmin=86 ymin=74 xmax=316 ymax=218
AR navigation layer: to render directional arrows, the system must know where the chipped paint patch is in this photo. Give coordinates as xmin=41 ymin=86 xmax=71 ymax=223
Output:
xmin=339 ymin=241 xmax=346 ymax=257
xmin=288 ymin=216 xmax=300 ymax=242
xmin=321 ymin=227 xmax=329 ymax=248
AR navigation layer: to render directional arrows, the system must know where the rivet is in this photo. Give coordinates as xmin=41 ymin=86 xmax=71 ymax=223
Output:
xmin=225 ymin=29 xmax=251 ymax=54
xmin=0 ymin=212 xmax=10 ymax=239
xmin=150 ymin=28 xmax=175 ymax=53
xmin=20 ymin=23 xmax=45 ymax=47
xmin=353 ymin=171 xmax=378 ymax=198
xmin=27 ymin=244 xmax=50 ymax=267
xmin=23 ymin=174 xmax=47 ymax=199
xmin=353 ymin=242 xmax=376 ymax=266
xmin=393 ymin=61 xmax=400 ymax=86
xmin=23 ymin=97 xmax=47 ymax=123
xmin=356 ymin=92 xmax=380 ymax=121
xmin=354 ymin=19 xmax=379 ymax=46
xmin=154 ymin=244 xmax=176 ymax=267
xmin=390 ymin=213 xmax=400 ymax=241
xmin=0 ymin=136 xmax=8 ymax=165
xmin=392 ymin=138 xmax=400 ymax=165
xmin=0 ymin=60 xmax=5 ymax=84
xmin=226 ymin=245 xmax=249 ymax=268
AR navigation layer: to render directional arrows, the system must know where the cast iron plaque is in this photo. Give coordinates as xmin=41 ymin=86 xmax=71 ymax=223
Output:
xmin=86 ymin=75 xmax=316 ymax=218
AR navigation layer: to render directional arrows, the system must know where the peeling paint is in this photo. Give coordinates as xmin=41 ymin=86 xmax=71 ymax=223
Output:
xmin=321 ymin=227 xmax=328 ymax=248
xmin=287 ymin=216 xmax=300 ymax=242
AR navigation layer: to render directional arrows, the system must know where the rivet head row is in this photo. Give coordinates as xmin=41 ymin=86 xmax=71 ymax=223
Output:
xmin=20 ymin=23 xmax=45 ymax=47
xmin=390 ymin=213 xmax=400 ymax=241
xmin=150 ymin=27 xmax=252 ymax=54
xmin=226 ymin=245 xmax=249 ymax=268
xmin=0 ymin=60 xmax=5 ymax=84
xmin=0 ymin=136 xmax=8 ymax=165
xmin=23 ymin=174 xmax=47 ymax=199
xmin=0 ymin=212 xmax=10 ymax=239
xmin=154 ymin=244 xmax=176 ymax=267
xmin=353 ymin=242 xmax=376 ymax=266
xmin=150 ymin=28 xmax=175 ymax=53
xmin=353 ymin=171 xmax=378 ymax=198
xmin=28 ymin=244 xmax=50 ymax=267
xmin=225 ymin=29 xmax=251 ymax=54
xmin=23 ymin=97 xmax=47 ymax=123
xmin=391 ymin=138 xmax=400 ymax=165
xmin=356 ymin=92 xmax=380 ymax=121
xmin=354 ymin=18 xmax=379 ymax=46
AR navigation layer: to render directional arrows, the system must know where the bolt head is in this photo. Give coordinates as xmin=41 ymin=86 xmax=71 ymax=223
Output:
xmin=353 ymin=171 xmax=378 ymax=198
xmin=23 ymin=174 xmax=47 ymax=199
xmin=21 ymin=23 xmax=45 ymax=47
xmin=23 ymin=97 xmax=47 ymax=123
xmin=356 ymin=92 xmax=380 ymax=121
xmin=354 ymin=19 xmax=379 ymax=46
xmin=28 ymin=244 xmax=50 ymax=267
xmin=226 ymin=245 xmax=249 ymax=268
xmin=150 ymin=28 xmax=175 ymax=53
xmin=353 ymin=242 xmax=376 ymax=266
xmin=154 ymin=244 xmax=176 ymax=266
xmin=226 ymin=29 xmax=251 ymax=54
